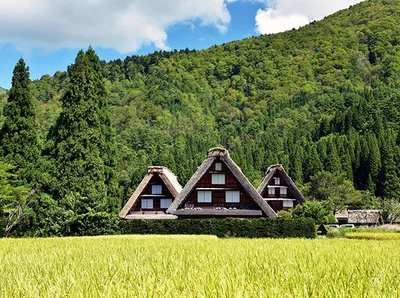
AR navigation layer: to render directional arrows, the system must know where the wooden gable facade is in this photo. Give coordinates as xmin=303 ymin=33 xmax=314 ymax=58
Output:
xmin=257 ymin=165 xmax=305 ymax=213
xmin=119 ymin=166 xmax=182 ymax=219
xmin=167 ymin=148 xmax=277 ymax=218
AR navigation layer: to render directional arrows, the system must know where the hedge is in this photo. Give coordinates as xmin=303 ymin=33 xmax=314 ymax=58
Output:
xmin=118 ymin=218 xmax=316 ymax=239
xmin=8 ymin=213 xmax=315 ymax=238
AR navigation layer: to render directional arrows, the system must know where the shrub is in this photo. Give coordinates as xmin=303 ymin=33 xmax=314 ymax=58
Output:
xmin=118 ymin=218 xmax=316 ymax=239
xmin=346 ymin=232 xmax=400 ymax=240
xmin=70 ymin=211 xmax=119 ymax=236
xmin=291 ymin=201 xmax=330 ymax=224
xmin=327 ymin=227 xmax=341 ymax=238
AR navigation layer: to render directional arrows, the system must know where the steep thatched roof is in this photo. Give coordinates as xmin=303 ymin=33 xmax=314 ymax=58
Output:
xmin=119 ymin=166 xmax=182 ymax=218
xmin=257 ymin=164 xmax=306 ymax=203
xmin=336 ymin=210 xmax=382 ymax=225
xmin=167 ymin=147 xmax=277 ymax=217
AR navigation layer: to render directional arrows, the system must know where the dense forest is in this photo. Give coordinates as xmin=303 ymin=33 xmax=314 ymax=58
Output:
xmin=1 ymin=0 xmax=400 ymax=235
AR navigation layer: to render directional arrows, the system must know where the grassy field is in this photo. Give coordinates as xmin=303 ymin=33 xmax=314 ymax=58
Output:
xmin=0 ymin=235 xmax=399 ymax=297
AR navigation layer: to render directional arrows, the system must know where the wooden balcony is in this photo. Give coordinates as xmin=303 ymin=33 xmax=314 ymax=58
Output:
xmin=174 ymin=208 xmax=262 ymax=217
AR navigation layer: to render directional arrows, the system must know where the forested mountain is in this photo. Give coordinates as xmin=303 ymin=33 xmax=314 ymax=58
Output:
xmin=1 ymin=0 xmax=400 ymax=234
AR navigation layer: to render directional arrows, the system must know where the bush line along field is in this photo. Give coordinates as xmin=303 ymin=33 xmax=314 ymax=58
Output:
xmin=118 ymin=218 xmax=316 ymax=239
xmin=1 ymin=235 xmax=400 ymax=297
xmin=346 ymin=232 xmax=400 ymax=240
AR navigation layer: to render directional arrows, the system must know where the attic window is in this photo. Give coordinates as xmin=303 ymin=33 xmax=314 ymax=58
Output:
xmin=268 ymin=188 xmax=275 ymax=195
xmin=281 ymin=188 xmax=287 ymax=195
xmin=274 ymin=177 xmax=281 ymax=185
xmin=152 ymin=185 xmax=162 ymax=194
xmin=141 ymin=199 xmax=154 ymax=209
xmin=198 ymin=191 xmax=212 ymax=203
xmin=215 ymin=163 xmax=222 ymax=171
xmin=212 ymin=174 xmax=225 ymax=185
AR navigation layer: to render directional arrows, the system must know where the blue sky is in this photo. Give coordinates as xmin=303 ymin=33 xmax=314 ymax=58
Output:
xmin=0 ymin=0 xmax=364 ymax=89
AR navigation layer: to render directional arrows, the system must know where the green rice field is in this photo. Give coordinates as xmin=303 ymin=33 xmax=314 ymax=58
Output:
xmin=1 ymin=235 xmax=399 ymax=297
xmin=346 ymin=232 xmax=400 ymax=240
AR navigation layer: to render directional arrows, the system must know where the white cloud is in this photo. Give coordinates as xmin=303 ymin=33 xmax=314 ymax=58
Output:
xmin=226 ymin=0 xmax=264 ymax=3
xmin=256 ymin=0 xmax=365 ymax=34
xmin=0 ymin=0 xmax=231 ymax=53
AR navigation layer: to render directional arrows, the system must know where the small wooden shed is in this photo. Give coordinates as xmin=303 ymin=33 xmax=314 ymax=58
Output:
xmin=317 ymin=224 xmax=328 ymax=236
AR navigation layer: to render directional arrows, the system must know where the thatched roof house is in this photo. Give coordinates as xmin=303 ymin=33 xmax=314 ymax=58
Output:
xmin=335 ymin=210 xmax=382 ymax=225
xmin=167 ymin=147 xmax=277 ymax=218
xmin=120 ymin=166 xmax=182 ymax=219
xmin=257 ymin=164 xmax=305 ymax=212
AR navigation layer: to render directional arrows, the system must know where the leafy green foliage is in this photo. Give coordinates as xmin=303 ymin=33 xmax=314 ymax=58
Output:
xmin=118 ymin=218 xmax=316 ymax=238
xmin=305 ymin=171 xmax=363 ymax=212
xmin=290 ymin=201 xmax=333 ymax=224
xmin=0 ymin=162 xmax=30 ymax=236
xmin=29 ymin=0 xmax=399 ymax=202
xmin=382 ymin=198 xmax=400 ymax=224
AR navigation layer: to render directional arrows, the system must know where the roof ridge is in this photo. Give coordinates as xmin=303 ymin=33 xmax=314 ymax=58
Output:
xmin=207 ymin=147 xmax=229 ymax=157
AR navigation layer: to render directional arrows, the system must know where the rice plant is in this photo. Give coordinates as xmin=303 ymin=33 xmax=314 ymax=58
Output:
xmin=0 ymin=235 xmax=399 ymax=297
xmin=346 ymin=232 xmax=400 ymax=240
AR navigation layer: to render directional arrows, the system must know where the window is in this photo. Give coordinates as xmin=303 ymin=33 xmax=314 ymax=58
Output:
xmin=283 ymin=200 xmax=294 ymax=208
xmin=141 ymin=199 xmax=154 ymax=209
xmin=215 ymin=162 xmax=222 ymax=171
xmin=197 ymin=191 xmax=212 ymax=203
xmin=211 ymin=174 xmax=225 ymax=184
xmin=268 ymin=188 xmax=275 ymax=195
xmin=281 ymin=188 xmax=287 ymax=195
xmin=151 ymin=184 xmax=162 ymax=194
xmin=160 ymin=198 xmax=172 ymax=209
xmin=274 ymin=177 xmax=281 ymax=185
xmin=226 ymin=191 xmax=240 ymax=203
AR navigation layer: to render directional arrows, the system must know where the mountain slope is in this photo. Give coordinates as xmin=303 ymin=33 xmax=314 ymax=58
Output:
xmin=27 ymin=0 xmax=400 ymax=202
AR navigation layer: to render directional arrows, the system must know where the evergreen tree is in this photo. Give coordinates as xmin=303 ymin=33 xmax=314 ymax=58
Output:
xmin=378 ymin=129 xmax=400 ymax=198
xmin=289 ymin=144 xmax=304 ymax=183
xmin=304 ymin=143 xmax=323 ymax=181
xmin=355 ymin=135 xmax=370 ymax=189
xmin=0 ymin=58 xmax=40 ymax=184
xmin=367 ymin=133 xmax=381 ymax=193
xmin=341 ymin=148 xmax=353 ymax=182
xmin=48 ymin=47 xmax=118 ymax=212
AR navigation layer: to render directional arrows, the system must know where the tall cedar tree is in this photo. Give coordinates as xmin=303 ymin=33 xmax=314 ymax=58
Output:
xmin=48 ymin=47 xmax=119 ymax=213
xmin=0 ymin=58 xmax=39 ymax=185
